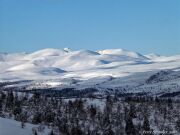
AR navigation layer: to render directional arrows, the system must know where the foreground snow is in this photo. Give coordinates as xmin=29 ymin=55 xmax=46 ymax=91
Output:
xmin=0 ymin=117 xmax=50 ymax=135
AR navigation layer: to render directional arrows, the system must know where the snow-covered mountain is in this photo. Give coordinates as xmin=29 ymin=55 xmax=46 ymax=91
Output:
xmin=98 ymin=48 xmax=148 ymax=60
xmin=1 ymin=48 xmax=180 ymax=97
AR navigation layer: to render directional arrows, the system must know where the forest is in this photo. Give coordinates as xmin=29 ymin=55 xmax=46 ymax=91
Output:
xmin=0 ymin=91 xmax=180 ymax=135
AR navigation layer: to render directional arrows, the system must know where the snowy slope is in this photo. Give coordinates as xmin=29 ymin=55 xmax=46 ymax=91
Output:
xmin=0 ymin=48 xmax=180 ymax=96
xmin=0 ymin=117 xmax=50 ymax=135
xmin=144 ymin=53 xmax=160 ymax=59
xmin=98 ymin=48 xmax=148 ymax=60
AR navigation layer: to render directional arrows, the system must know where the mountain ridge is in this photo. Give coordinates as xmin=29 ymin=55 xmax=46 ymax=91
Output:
xmin=0 ymin=48 xmax=180 ymax=97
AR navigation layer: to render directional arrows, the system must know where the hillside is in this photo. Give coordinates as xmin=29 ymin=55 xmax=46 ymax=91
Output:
xmin=0 ymin=48 xmax=180 ymax=97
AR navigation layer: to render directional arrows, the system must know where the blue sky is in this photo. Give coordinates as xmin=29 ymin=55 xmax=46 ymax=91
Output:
xmin=0 ymin=0 xmax=180 ymax=55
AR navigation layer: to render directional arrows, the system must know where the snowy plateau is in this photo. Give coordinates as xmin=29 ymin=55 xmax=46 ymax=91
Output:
xmin=0 ymin=48 xmax=180 ymax=97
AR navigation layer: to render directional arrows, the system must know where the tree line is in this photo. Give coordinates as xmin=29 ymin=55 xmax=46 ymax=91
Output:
xmin=0 ymin=91 xmax=180 ymax=135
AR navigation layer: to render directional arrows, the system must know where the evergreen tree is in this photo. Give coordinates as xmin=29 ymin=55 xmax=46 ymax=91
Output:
xmin=71 ymin=126 xmax=83 ymax=135
xmin=34 ymin=130 xmax=38 ymax=135
xmin=32 ymin=112 xmax=42 ymax=124
xmin=125 ymin=117 xmax=136 ymax=135
xmin=21 ymin=121 xmax=25 ymax=129
xmin=0 ymin=99 xmax=2 ymax=115
xmin=49 ymin=130 xmax=54 ymax=135
xmin=143 ymin=115 xmax=151 ymax=132
xmin=104 ymin=128 xmax=114 ymax=135
xmin=6 ymin=91 xmax=14 ymax=109
xmin=89 ymin=105 xmax=96 ymax=120
xmin=175 ymin=118 xmax=180 ymax=133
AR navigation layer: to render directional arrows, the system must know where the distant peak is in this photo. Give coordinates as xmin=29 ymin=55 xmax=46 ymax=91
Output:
xmin=97 ymin=48 xmax=147 ymax=59
xmin=145 ymin=53 xmax=160 ymax=59
xmin=63 ymin=47 xmax=72 ymax=52
xmin=76 ymin=49 xmax=100 ymax=55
